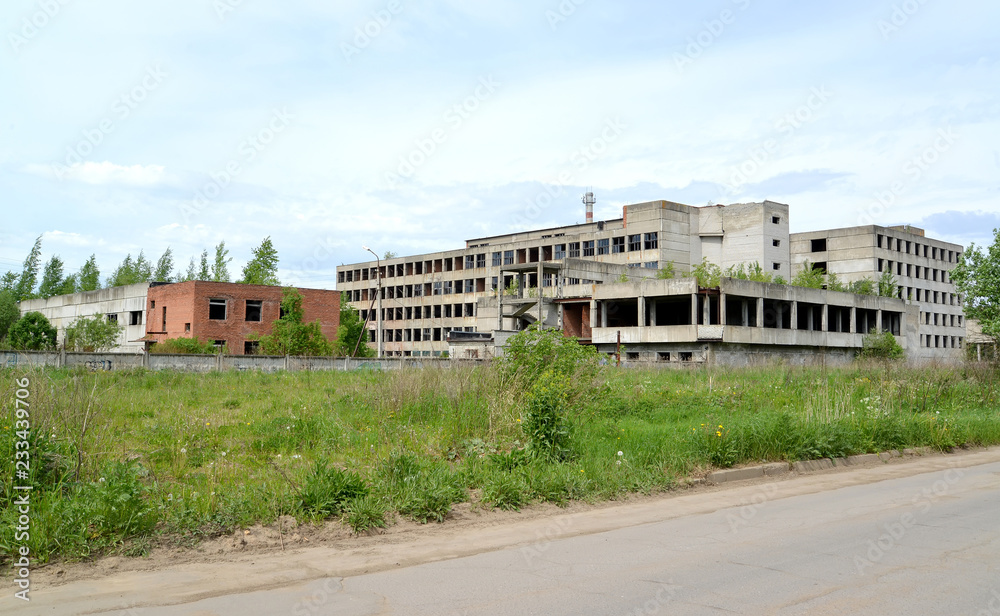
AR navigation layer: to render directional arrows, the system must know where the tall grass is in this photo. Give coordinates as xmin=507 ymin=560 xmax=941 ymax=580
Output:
xmin=2 ymin=361 xmax=998 ymax=564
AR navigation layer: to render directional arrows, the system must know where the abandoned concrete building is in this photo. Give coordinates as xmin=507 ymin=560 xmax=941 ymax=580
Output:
xmin=336 ymin=199 xmax=966 ymax=364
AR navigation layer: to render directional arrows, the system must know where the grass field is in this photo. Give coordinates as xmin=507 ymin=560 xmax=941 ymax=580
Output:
xmin=2 ymin=353 xmax=999 ymax=565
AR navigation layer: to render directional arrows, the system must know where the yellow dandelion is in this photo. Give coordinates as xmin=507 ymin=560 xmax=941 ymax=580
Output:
xmin=716 ymin=431 xmax=722 ymax=437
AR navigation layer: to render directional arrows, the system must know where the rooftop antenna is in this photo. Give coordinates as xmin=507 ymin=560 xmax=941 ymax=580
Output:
xmin=582 ymin=189 xmax=595 ymax=223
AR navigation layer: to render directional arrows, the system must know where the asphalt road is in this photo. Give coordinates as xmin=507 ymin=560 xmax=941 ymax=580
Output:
xmin=12 ymin=454 xmax=1000 ymax=615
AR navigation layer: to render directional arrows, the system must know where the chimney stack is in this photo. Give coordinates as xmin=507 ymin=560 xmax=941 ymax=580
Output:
xmin=582 ymin=191 xmax=595 ymax=223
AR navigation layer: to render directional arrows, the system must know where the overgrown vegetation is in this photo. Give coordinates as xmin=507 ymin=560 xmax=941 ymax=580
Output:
xmin=858 ymin=328 xmax=905 ymax=361
xmin=254 ymin=288 xmax=333 ymax=356
xmin=149 ymin=337 xmax=222 ymax=354
xmin=65 ymin=314 xmax=124 ymax=352
xmin=3 ymin=342 xmax=999 ymax=565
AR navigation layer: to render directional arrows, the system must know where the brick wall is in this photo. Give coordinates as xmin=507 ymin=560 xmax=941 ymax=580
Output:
xmin=146 ymin=282 xmax=340 ymax=354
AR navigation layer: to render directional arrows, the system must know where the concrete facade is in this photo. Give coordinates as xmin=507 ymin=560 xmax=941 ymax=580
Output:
xmin=790 ymin=224 xmax=965 ymax=361
xmin=338 ymin=199 xmax=790 ymax=356
xmin=143 ymin=281 xmax=340 ymax=355
xmin=19 ymin=283 xmax=151 ymax=353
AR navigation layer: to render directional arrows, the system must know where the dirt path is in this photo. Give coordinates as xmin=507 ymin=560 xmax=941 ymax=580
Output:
xmin=10 ymin=447 xmax=1000 ymax=615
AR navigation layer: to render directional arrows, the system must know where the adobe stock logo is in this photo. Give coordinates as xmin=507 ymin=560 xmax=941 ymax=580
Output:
xmin=341 ymin=1 xmax=403 ymax=61
xmin=8 ymin=0 xmax=73 ymax=56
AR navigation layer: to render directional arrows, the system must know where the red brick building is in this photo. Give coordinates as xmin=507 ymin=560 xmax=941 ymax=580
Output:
xmin=144 ymin=281 xmax=340 ymax=355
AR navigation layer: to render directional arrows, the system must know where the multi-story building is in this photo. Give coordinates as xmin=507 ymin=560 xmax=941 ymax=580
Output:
xmin=790 ymin=225 xmax=965 ymax=361
xmin=142 ymin=281 xmax=340 ymax=355
xmin=337 ymin=199 xmax=790 ymax=357
xmin=19 ymin=283 xmax=151 ymax=353
xmin=337 ymin=198 xmax=965 ymax=363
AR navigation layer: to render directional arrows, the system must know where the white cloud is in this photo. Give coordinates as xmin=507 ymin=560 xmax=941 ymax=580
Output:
xmin=24 ymin=162 xmax=167 ymax=186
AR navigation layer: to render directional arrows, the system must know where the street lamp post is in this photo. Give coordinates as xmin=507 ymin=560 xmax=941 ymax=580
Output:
xmin=363 ymin=246 xmax=382 ymax=358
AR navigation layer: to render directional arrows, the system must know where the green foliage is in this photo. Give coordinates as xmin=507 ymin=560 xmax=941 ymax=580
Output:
xmin=500 ymin=324 xmax=600 ymax=388
xmin=858 ymin=328 xmax=904 ymax=361
xmin=690 ymin=258 xmax=721 ymax=288
xmin=38 ymin=256 xmax=66 ymax=298
xmin=615 ymin=272 xmax=630 ymax=283
xmin=181 ymin=257 xmax=198 ymax=282
xmin=848 ymin=277 xmax=876 ymax=296
xmin=78 ymin=254 xmax=101 ymax=292
xmin=0 ymin=290 xmax=19 ymax=341
xmin=212 ymin=241 xmax=232 ymax=282
xmin=791 ymin=260 xmax=826 ymax=289
xmin=107 ymin=252 xmax=153 ymax=287
xmin=335 ymin=294 xmax=374 ymax=357
xmin=150 ymin=337 xmax=221 ymax=354
xmin=877 ymin=269 xmax=898 ymax=298
xmin=8 ymin=311 xmax=57 ymax=349
xmin=240 ymin=237 xmax=280 ymax=286
xmin=481 ymin=473 xmax=528 ymax=511
xmin=656 ymin=261 xmax=676 ymax=279
xmin=153 ymin=247 xmax=174 ymax=282
xmin=258 ymin=288 xmax=333 ymax=356
xmin=198 ymin=250 xmax=211 ymax=281
xmin=65 ymin=314 xmax=124 ymax=352
xmin=344 ymin=495 xmax=388 ymax=533
xmin=14 ymin=236 xmax=43 ymax=300
xmin=297 ymin=461 xmax=368 ymax=517
xmin=724 ymin=261 xmax=774 ymax=283
xmin=522 ymin=370 xmax=573 ymax=461
xmin=826 ymin=271 xmax=847 ymax=292
xmin=951 ymin=229 xmax=1000 ymax=341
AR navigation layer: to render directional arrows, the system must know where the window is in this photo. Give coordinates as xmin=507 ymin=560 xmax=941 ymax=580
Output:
xmin=773 ymin=239 xmax=781 ymax=247
xmin=244 ymin=340 xmax=259 ymax=355
xmin=811 ymin=238 xmax=826 ymax=252
xmin=503 ymin=250 xmax=514 ymax=265
xmin=568 ymin=242 xmax=580 ymax=258
xmin=772 ymin=262 xmax=781 ymax=271
xmin=107 ymin=313 xmax=118 ymax=323
xmin=213 ymin=340 xmax=226 ymax=351
xmin=627 ymin=352 xmax=639 ymax=360
xmin=492 ymin=252 xmax=501 ymax=266
xmin=597 ymin=238 xmax=609 ymax=255
xmin=476 ymin=253 xmax=486 ymax=268
xmin=628 ymin=234 xmax=641 ymax=251
xmin=129 ymin=310 xmax=142 ymax=326
xmin=465 ymin=255 xmax=475 ymax=269
xmin=209 ymin=298 xmax=227 ymax=320
xmin=771 ymin=215 xmax=781 ymax=224
xmin=658 ymin=352 xmax=670 ymax=362
xmin=644 ymin=261 xmax=658 ymax=269
xmin=612 ymin=237 xmax=625 ymax=254
xmin=583 ymin=240 xmax=595 ymax=256
xmin=555 ymin=244 xmax=566 ymax=259
xmin=245 ymin=300 xmax=262 ymax=322
xmin=433 ymin=282 xmax=443 ymax=295
xmin=185 ymin=322 xmax=191 ymax=332
xmin=443 ymin=281 xmax=453 ymax=295
xmin=644 ymin=232 xmax=658 ymax=250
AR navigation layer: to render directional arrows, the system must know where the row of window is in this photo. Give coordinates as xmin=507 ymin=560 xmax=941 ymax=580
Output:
xmin=205 ymin=298 xmax=264 ymax=322
xmin=877 ymin=234 xmax=961 ymax=263
xmin=105 ymin=311 xmax=144 ymax=326
xmin=921 ymin=312 xmax=964 ymax=328
xmin=878 ymin=259 xmax=952 ymax=283
xmin=371 ymin=326 xmax=475 ymax=343
xmin=362 ymin=303 xmax=476 ymax=322
xmin=338 ymin=233 xmax=663 ymax=283
xmin=902 ymin=287 xmax=960 ymax=306
xmin=921 ymin=334 xmax=963 ymax=349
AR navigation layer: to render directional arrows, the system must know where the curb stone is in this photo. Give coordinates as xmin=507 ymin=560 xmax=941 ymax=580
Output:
xmin=705 ymin=447 xmax=936 ymax=484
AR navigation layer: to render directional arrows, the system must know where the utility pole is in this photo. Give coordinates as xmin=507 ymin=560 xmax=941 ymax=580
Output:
xmin=363 ymin=246 xmax=382 ymax=358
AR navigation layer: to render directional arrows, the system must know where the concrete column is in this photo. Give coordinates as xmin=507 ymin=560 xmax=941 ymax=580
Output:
xmin=702 ymin=295 xmax=710 ymax=325
xmin=691 ymin=294 xmax=699 ymax=326
xmin=757 ymin=297 xmax=764 ymax=328
xmin=648 ymin=299 xmax=656 ymax=327
xmin=790 ymin=301 xmax=798 ymax=331
xmin=719 ymin=292 xmax=726 ymax=326
xmin=741 ymin=299 xmax=749 ymax=327
xmin=638 ymin=292 xmax=647 ymax=327
xmin=876 ymin=310 xmax=883 ymax=334
xmin=849 ymin=307 xmax=856 ymax=334
xmin=821 ymin=305 xmax=828 ymax=332
xmin=590 ymin=299 xmax=598 ymax=331
xmin=601 ymin=301 xmax=608 ymax=328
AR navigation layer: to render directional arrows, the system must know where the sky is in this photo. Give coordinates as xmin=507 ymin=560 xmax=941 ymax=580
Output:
xmin=1 ymin=0 xmax=998 ymax=289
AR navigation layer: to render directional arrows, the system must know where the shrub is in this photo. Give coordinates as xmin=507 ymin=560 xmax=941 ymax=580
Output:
xmin=690 ymin=258 xmax=721 ymax=288
xmin=65 ymin=314 xmax=124 ymax=351
xmin=522 ymin=370 xmax=573 ymax=461
xmin=858 ymin=328 xmax=904 ymax=361
xmin=8 ymin=312 xmax=57 ymax=350
xmin=481 ymin=473 xmax=529 ymax=511
xmin=297 ymin=461 xmax=368 ymax=517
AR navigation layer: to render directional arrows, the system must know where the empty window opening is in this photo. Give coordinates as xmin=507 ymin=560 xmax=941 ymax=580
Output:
xmin=680 ymin=352 xmax=693 ymax=362
xmin=129 ymin=310 xmax=142 ymax=326
xmin=628 ymin=234 xmax=642 ymax=251
xmin=771 ymin=215 xmax=781 ymax=224
xmin=245 ymin=300 xmax=262 ymax=322
xmin=725 ymin=296 xmax=758 ymax=327
xmin=811 ymin=238 xmax=827 ymax=252
xmin=626 ymin=352 xmax=639 ymax=360
xmin=827 ymin=305 xmax=851 ymax=333
xmin=763 ymin=299 xmax=792 ymax=329
xmin=107 ymin=313 xmax=118 ymax=323
xmin=658 ymin=352 xmax=671 ymax=362
xmin=604 ymin=299 xmax=639 ymax=328
xmin=796 ymin=302 xmax=823 ymax=331
xmin=244 ymin=340 xmax=259 ymax=355
xmin=652 ymin=296 xmax=692 ymax=326
xmin=773 ymin=239 xmax=781 ymax=247
xmin=856 ymin=308 xmax=878 ymax=335
xmin=209 ymin=298 xmax=227 ymax=320
xmin=184 ymin=322 xmax=191 ymax=333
